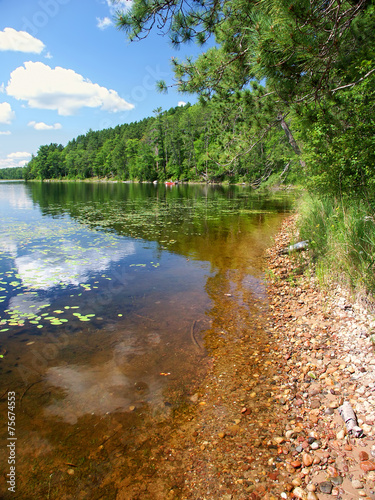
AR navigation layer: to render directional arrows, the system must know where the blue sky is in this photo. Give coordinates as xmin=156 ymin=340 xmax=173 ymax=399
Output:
xmin=0 ymin=0 xmax=207 ymax=169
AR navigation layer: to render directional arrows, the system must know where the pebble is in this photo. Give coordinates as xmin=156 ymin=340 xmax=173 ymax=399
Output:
xmin=302 ymin=453 xmax=313 ymax=467
xmin=352 ymin=479 xmax=364 ymax=489
xmin=359 ymin=451 xmax=369 ymax=461
xmin=360 ymin=460 xmax=375 ymax=472
xmin=293 ymin=486 xmax=307 ymax=499
xmin=336 ymin=429 xmax=346 ymax=440
xmin=319 ymin=481 xmax=333 ymax=494
xmin=250 ymin=218 xmax=375 ymax=500
xmin=307 ymin=493 xmax=318 ymax=500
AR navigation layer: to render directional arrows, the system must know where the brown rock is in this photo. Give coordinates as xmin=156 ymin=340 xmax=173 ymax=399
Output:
xmin=286 ymin=464 xmax=296 ymax=473
xmin=291 ymin=460 xmax=302 ymax=468
xmin=302 ymin=453 xmax=313 ymax=467
xmin=268 ymin=472 xmax=278 ymax=480
xmin=360 ymin=460 xmax=375 ymax=472
xmin=359 ymin=451 xmax=369 ymax=461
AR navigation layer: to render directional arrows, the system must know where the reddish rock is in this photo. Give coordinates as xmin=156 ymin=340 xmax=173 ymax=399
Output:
xmin=360 ymin=460 xmax=375 ymax=472
xmin=291 ymin=460 xmax=302 ymax=468
xmin=359 ymin=451 xmax=369 ymax=461
xmin=268 ymin=472 xmax=278 ymax=480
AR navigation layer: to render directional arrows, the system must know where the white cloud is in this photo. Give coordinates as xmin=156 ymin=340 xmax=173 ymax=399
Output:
xmin=45 ymin=51 xmax=53 ymax=59
xmin=97 ymin=17 xmax=112 ymax=29
xmin=178 ymin=101 xmax=187 ymax=107
xmin=28 ymin=120 xmax=62 ymax=130
xmin=6 ymin=61 xmax=134 ymax=115
xmin=0 ymin=152 xmax=31 ymax=169
xmin=0 ymin=28 xmax=45 ymax=53
xmin=0 ymin=102 xmax=15 ymax=124
xmin=107 ymin=0 xmax=133 ymax=11
xmin=8 ymin=151 xmax=31 ymax=159
xmin=0 ymin=131 xmax=11 ymax=135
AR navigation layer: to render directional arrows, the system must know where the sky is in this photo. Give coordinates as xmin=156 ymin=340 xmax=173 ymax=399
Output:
xmin=0 ymin=0 xmax=208 ymax=169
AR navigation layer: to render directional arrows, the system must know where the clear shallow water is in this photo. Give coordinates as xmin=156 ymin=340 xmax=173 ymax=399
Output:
xmin=0 ymin=181 xmax=293 ymax=498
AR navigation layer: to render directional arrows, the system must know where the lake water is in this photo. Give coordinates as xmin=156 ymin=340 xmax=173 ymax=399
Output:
xmin=0 ymin=181 xmax=293 ymax=498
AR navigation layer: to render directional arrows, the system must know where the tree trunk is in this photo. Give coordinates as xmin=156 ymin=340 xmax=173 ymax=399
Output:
xmin=278 ymin=114 xmax=306 ymax=168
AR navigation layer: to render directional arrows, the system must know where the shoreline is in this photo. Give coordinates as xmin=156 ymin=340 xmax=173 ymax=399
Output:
xmin=263 ymin=214 xmax=375 ymax=500
xmin=144 ymin=213 xmax=375 ymax=500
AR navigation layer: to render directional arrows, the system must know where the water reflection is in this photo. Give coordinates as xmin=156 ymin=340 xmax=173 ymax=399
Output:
xmin=0 ymin=181 xmax=294 ymax=499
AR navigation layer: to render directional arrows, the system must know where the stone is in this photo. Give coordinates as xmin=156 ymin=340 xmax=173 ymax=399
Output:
xmin=352 ymin=479 xmax=364 ymax=489
xmin=291 ymin=460 xmax=302 ymax=468
xmin=359 ymin=451 xmax=369 ymax=461
xmin=307 ymin=493 xmax=318 ymax=500
xmin=292 ymin=486 xmax=307 ymax=499
xmin=319 ymin=481 xmax=333 ymax=494
xmin=331 ymin=475 xmax=343 ymax=486
xmin=274 ymin=436 xmax=285 ymax=445
xmin=302 ymin=453 xmax=313 ymax=467
xmin=292 ymin=478 xmax=302 ymax=487
xmin=360 ymin=460 xmax=375 ymax=472
xmin=336 ymin=429 xmax=346 ymax=440
xmin=286 ymin=464 xmax=296 ymax=473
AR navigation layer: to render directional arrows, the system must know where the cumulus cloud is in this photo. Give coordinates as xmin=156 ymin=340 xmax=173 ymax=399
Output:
xmin=0 ymin=102 xmax=15 ymax=124
xmin=8 ymin=152 xmax=31 ymax=159
xmin=0 ymin=28 xmax=45 ymax=53
xmin=6 ymin=61 xmax=134 ymax=116
xmin=0 ymin=151 xmax=31 ymax=169
xmin=178 ymin=101 xmax=187 ymax=107
xmin=97 ymin=17 xmax=112 ymax=29
xmin=28 ymin=120 xmax=62 ymax=130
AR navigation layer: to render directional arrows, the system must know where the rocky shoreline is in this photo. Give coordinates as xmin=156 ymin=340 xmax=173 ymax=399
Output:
xmin=176 ymin=213 xmax=375 ymax=499
xmin=117 ymin=213 xmax=375 ymax=499
xmin=262 ymin=214 xmax=375 ymax=500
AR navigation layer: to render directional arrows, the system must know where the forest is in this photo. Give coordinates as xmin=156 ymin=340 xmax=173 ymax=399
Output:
xmin=3 ymin=0 xmax=375 ymax=296
xmin=16 ymin=93 xmax=294 ymax=185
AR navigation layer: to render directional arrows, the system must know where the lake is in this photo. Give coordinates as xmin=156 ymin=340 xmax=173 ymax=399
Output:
xmin=0 ymin=181 xmax=293 ymax=499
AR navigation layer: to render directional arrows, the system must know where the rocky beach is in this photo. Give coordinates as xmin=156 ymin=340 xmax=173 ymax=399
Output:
xmin=116 ymin=213 xmax=375 ymax=499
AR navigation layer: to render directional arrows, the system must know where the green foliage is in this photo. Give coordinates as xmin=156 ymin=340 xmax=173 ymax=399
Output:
xmin=298 ymin=195 xmax=375 ymax=296
xmin=299 ymin=75 xmax=375 ymax=196
xmin=24 ymin=98 xmax=294 ymax=185
xmin=115 ymin=0 xmax=375 ymax=198
xmin=0 ymin=167 xmax=26 ymax=180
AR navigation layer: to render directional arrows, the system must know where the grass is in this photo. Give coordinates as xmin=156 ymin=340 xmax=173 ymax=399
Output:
xmin=296 ymin=193 xmax=375 ymax=303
